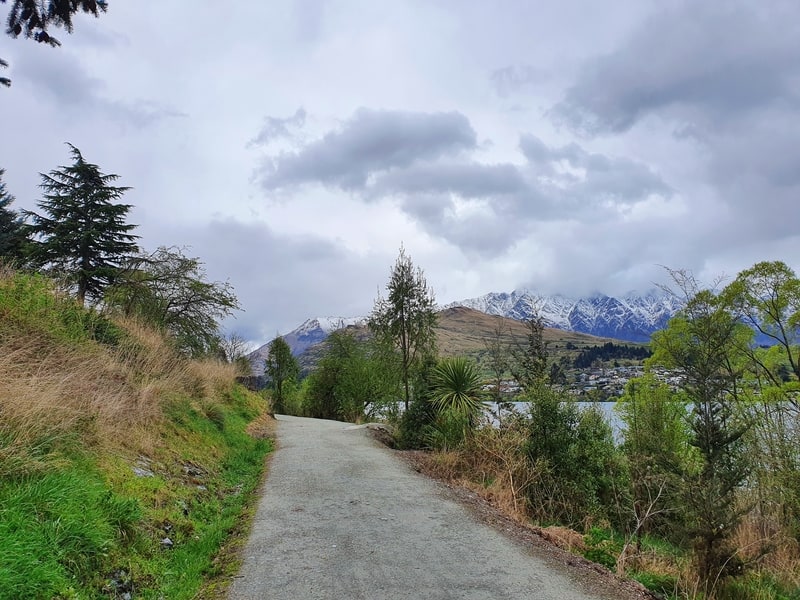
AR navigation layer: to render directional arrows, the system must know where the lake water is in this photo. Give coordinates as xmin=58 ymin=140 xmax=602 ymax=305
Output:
xmin=486 ymin=401 xmax=624 ymax=440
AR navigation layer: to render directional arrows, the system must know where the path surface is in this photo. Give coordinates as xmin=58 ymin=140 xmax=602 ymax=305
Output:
xmin=228 ymin=415 xmax=627 ymax=600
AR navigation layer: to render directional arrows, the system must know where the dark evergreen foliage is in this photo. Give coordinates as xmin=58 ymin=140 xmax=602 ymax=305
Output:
xmin=4 ymin=0 xmax=107 ymax=45
xmin=0 ymin=168 xmax=26 ymax=261
xmin=23 ymin=144 xmax=138 ymax=305
xmin=2 ymin=0 xmax=108 ymax=87
xmin=573 ymin=342 xmax=651 ymax=368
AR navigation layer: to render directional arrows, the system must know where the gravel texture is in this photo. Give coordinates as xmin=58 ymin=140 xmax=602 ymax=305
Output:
xmin=228 ymin=415 xmax=650 ymax=600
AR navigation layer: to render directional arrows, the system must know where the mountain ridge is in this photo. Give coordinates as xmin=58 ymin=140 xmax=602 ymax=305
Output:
xmin=444 ymin=289 xmax=682 ymax=342
xmin=247 ymin=289 xmax=675 ymax=375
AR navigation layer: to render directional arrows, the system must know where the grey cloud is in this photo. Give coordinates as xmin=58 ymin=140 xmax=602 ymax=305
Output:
xmin=169 ymin=218 xmax=386 ymax=343
xmin=520 ymin=134 xmax=671 ymax=207
xmin=399 ymin=194 xmax=521 ymax=258
xmin=373 ymin=162 xmax=527 ymax=198
xmin=381 ymin=135 xmax=670 ymax=258
xmin=250 ymin=108 xmax=307 ymax=146
xmin=553 ymin=2 xmax=800 ymax=135
xmin=14 ymin=50 xmax=185 ymax=126
xmin=490 ymin=64 xmax=549 ymax=97
xmin=257 ymin=108 xmax=477 ymax=191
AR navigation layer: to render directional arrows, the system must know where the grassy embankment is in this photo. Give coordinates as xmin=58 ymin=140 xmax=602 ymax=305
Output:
xmin=0 ymin=268 xmax=273 ymax=599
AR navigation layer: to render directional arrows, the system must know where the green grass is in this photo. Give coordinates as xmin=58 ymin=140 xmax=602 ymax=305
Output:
xmin=0 ymin=388 xmax=271 ymax=599
xmin=0 ymin=272 xmax=122 ymax=345
xmin=0 ymin=465 xmax=140 ymax=599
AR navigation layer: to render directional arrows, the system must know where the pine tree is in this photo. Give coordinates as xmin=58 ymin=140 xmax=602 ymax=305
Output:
xmin=24 ymin=144 xmax=138 ymax=305
xmin=0 ymin=168 xmax=26 ymax=261
xmin=369 ymin=246 xmax=437 ymax=410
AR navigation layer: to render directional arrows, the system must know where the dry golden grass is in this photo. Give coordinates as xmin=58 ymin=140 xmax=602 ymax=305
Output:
xmin=540 ymin=525 xmax=587 ymax=552
xmin=413 ymin=425 xmax=539 ymax=523
xmin=0 ymin=309 xmax=240 ymax=475
xmin=731 ymin=515 xmax=800 ymax=591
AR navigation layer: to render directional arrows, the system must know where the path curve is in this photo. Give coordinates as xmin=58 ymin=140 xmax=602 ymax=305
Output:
xmin=228 ymin=415 xmax=629 ymax=600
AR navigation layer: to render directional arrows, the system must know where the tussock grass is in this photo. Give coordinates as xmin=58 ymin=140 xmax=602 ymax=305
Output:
xmin=0 ymin=269 xmax=272 ymax=598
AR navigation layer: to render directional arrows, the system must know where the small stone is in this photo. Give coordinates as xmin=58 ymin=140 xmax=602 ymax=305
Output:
xmin=161 ymin=537 xmax=174 ymax=549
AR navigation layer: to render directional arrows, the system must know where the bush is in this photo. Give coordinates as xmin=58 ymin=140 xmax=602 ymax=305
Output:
xmin=525 ymin=384 xmax=626 ymax=527
xmin=395 ymin=397 xmax=438 ymax=449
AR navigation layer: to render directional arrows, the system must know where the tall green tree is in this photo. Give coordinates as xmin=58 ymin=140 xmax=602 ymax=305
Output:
xmin=722 ymin=260 xmax=800 ymax=390
xmin=24 ymin=144 xmax=138 ymax=306
xmin=2 ymin=0 xmax=108 ymax=87
xmin=369 ymin=246 xmax=437 ymax=410
xmin=105 ymin=246 xmax=239 ymax=357
xmin=511 ymin=315 xmax=549 ymax=391
xmin=0 ymin=168 xmax=26 ymax=262
xmin=265 ymin=336 xmax=299 ymax=415
xmin=303 ymin=330 xmax=399 ymax=422
xmin=722 ymin=261 xmax=800 ymax=540
xmin=650 ymin=270 xmax=751 ymax=592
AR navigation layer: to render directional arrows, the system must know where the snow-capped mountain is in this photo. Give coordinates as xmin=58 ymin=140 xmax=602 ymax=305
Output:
xmin=445 ymin=289 xmax=683 ymax=342
xmin=248 ymin=317 xmax=365 ymax=375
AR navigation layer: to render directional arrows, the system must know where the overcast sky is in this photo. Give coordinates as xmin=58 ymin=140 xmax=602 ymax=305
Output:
xmin=1 ymin=1 xmax=798 ymax=345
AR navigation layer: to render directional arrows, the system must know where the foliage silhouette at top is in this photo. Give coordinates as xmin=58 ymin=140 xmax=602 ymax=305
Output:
xmin=24 ymin=144 xmax=138 ymax=306
xmin=0 ymin=168 xmax=26 ymax=261
xmin=2 ymin=0 xmax=108 ymax=87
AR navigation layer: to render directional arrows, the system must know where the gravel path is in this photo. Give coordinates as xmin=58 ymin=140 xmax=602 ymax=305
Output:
xmin=228 ymin=415 xmax=633 ymax=600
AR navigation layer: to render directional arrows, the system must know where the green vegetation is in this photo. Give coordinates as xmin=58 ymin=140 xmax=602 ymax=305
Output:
xmin=264 ymin=335 xmax=299 ymax=414
xmin=299 ymin=330 xmax=399 ymax=422
xmin=363 ymin=258 xmax=800 ymax=600
xmin=0 ymin=264 xmax=271 ymax=598
xmin=369 ymin=245 xmax=437 ymax=410
xmin=23 ymin=144 xmax=139 ymax=306
xmin=106 ymin=246 xmax=240 ymax=357
xmin=0 ymin=168 xmax=25 ymax=261
xmin=572 ymin=341 xmax=651 ymax=368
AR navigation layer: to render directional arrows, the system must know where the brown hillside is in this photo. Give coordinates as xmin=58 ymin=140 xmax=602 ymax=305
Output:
xmin=434 ymin=306 xmax=626 ymax=363
xmin=298 ymin=306 xmax=638 ymax=373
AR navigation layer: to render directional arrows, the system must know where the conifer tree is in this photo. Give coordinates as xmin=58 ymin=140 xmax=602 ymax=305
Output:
xmin=369 ymin=246 xmax=437 ymax=410
xmin=0 ymin=168 xmax=26 ymax=261
xmin=24 ymin=144 xmax=138 ymax=305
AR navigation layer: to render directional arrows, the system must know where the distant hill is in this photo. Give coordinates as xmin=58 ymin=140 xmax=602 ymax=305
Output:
xmin=248 ymin=306 xmax=640 ymax=376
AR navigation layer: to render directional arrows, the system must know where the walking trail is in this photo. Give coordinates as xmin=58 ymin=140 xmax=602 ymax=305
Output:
xmin=228 ymin=415 xmax=641 ymax=600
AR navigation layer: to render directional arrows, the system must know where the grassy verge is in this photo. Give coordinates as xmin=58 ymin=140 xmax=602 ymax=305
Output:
xmin=0 ymin=269 xmax=273 ymax=599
